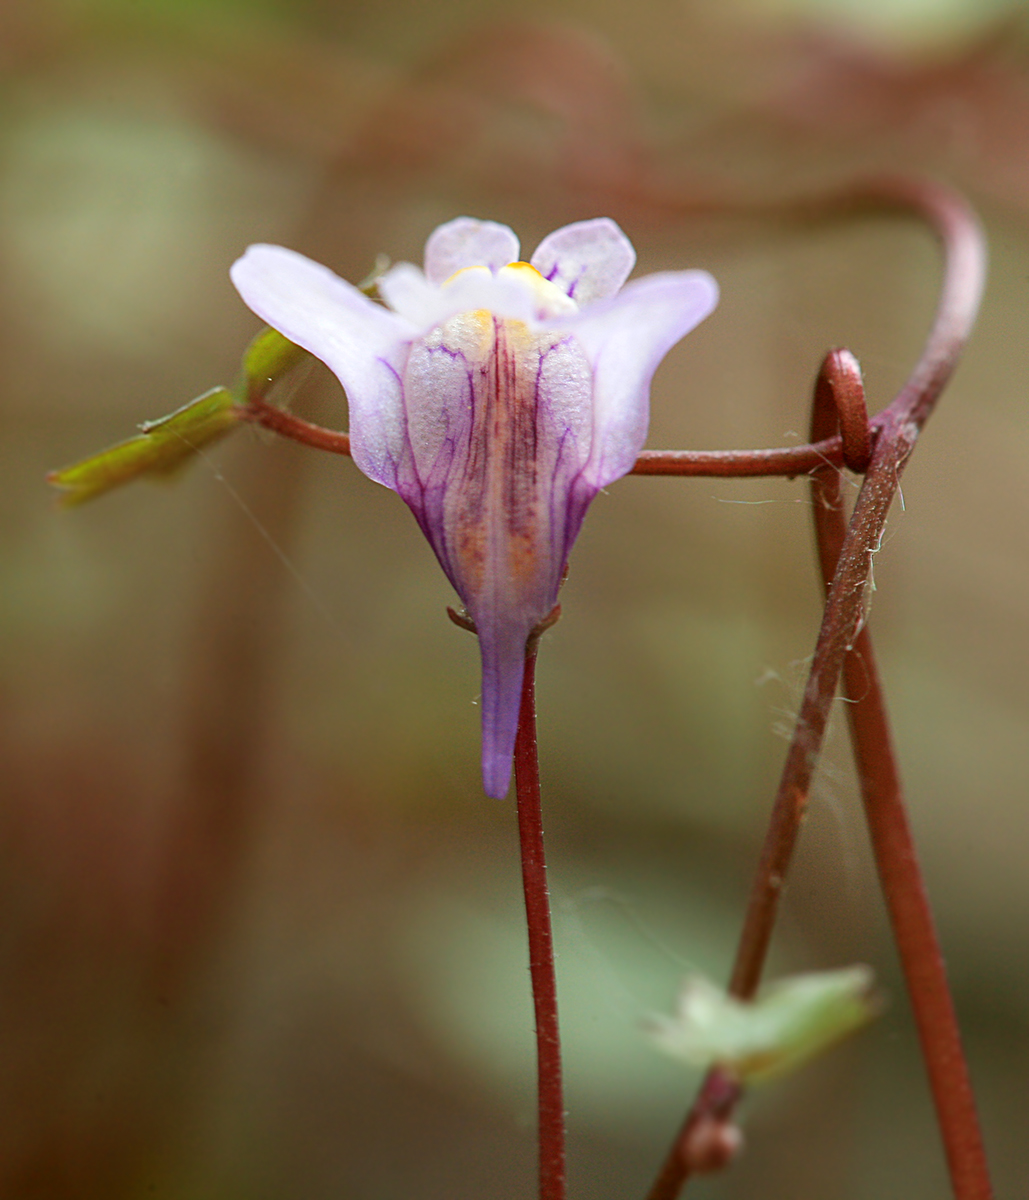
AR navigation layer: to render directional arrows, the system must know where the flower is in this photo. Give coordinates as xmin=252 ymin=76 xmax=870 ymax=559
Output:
xmin=230 ymin=217 xmax=718 ymax=798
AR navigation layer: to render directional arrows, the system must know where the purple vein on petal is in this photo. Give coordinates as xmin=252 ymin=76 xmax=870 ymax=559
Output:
xmin=230 ymin=221 xmax=720 ymax=801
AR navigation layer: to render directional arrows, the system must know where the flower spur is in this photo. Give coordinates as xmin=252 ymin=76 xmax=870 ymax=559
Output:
xmin=230 ymin=216 xmax=718 ymax=798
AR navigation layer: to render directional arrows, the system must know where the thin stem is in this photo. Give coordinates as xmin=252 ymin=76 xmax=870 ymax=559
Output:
xmin=631 ymin=437 xmax=843 ymax=476
xmin=810 ymin=360 xmax=992 ymax=1200
xmin=241 ymin=387 xmax=853 ymax=479
xmin=645 ymin=1070 xmax=742 ymax=1198
xmin=514 ymin=647 xmax=565 ymax=1200
xmin=241 ymin=396 xmax=352 ymax=456
xmin=727 ymin=376 xmax=906 ymax=985
xmin=645 ymin=178 xmax=987 ymax=1200
xmin=840 ymin=646 xmax=992 ymax=1198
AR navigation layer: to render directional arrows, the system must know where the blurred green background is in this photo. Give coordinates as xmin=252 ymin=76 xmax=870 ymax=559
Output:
xmin=2 ymin=0 xmax=1028 ymax=1196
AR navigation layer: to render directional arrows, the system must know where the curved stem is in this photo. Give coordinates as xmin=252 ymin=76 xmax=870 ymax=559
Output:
xmin=810 ymin=359 xmax=992 ymax=1200
xmin=514 ymin=647 xmax=565 ymax=1200
xmin=636 ymin=179 xmax=984 ymax=482
xmin=645 ymin=178 xmax=987 ymax=1200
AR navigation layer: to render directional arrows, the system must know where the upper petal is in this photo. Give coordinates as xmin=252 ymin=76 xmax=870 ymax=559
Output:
xmin=570 ymin=269 xmax=719 ymax=487
xmin=530 ymin=218 xmax=636 ymax=305
xmin=424 ymin=217 xmax=520 ymax=284
xmin=230 ymin=244 xmax=415 ymax=488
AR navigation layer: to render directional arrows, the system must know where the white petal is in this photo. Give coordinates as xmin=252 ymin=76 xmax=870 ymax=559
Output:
xmin=230 ymin=243 xmax=415 ymax=488
xmin=376 ymin=262 xmax=449 ymax=328
xmin=570 ymin=270 xmax=719 ymax=487
xmin=379 ymin=261 xmax=538 ymax=331
xmin=530 ymin=217 xmax=636 ymax=305
xmin=423 ymin=217 xmax=520 ymax=284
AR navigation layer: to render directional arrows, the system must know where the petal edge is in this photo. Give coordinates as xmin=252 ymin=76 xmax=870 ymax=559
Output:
xmin=531 ymin=218 xmax=636 ymax=305
xmin=570 ymin=269 xmax=719 ymax=487
xmin=424 ymin=217 xmax=520 ymax=284
xmin=230 ymin=244 xmax=415 ymax=488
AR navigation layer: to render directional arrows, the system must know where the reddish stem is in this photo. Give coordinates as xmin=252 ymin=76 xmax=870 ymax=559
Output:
xmin=514 ymin=646 xmax=566 ymax=1200
xmin=241 ymin=396 xmax=352 ymax=456
xmin=240 ymin=387 xmax=854 ymax=479
xmin=632 ymin=438 xmax=843 ymax=476
xmin=646 ymin=1069 xmax=743 ymax=1197
xmin=724 ymin=179 xmax=986 ymax=1007
xmin=645 ymin=178 xmax=987 ymax=1200
xmin=810 ymin=356 xmax=992 ymax=1200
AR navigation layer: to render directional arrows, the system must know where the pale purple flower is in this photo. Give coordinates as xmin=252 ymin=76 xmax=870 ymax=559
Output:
xmin=231 ymin=217 xmax=717 ymax=798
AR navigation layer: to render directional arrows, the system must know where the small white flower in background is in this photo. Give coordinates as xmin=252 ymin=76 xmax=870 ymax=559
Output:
xmin=231 ymin=217 xmax=718 ymax=798
xmin=647 ymin=965 xmax=879 ymax=1083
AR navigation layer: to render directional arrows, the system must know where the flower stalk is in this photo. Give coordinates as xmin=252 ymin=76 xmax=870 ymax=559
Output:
xmin=514 ymin=642 xmax=565 ymax=1200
